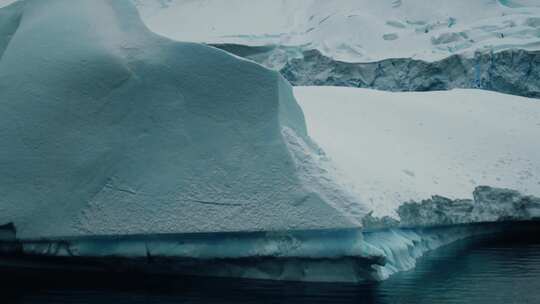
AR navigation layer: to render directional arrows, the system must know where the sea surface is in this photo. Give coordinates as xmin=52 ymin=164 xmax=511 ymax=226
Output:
xmin=2 ymin=230 xmax=540 ymax=304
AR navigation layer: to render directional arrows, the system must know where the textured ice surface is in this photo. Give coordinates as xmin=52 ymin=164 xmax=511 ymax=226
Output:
xmin=363 ymin=186 xmax=540 ymax=229
xmin=0 ymin=0 xmax=365 ymax=239
xmin=16 ymin=228 xmax=384 ymax=282
xmin=295 ymin=87 xmax=540 ymax=217
xmin=134 ymin=0 xmax=540 ymax=62
xmin=219 ymin=46 xmax=540 ymax=99
xmin=11 ymin=219 xmax=538 ymax=282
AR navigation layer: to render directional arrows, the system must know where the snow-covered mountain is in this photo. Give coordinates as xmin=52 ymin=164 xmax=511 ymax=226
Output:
xmin=134 ymin=0 xmax=540 ymax=62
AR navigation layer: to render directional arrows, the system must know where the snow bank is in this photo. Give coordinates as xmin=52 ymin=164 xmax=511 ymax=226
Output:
xmin=295 ymin=87 xmax=540 ymax=217
xmin=0 ymin=0 xmax=365 ymax=239
xmin=135 ymin=0 xmax=540 ymax=62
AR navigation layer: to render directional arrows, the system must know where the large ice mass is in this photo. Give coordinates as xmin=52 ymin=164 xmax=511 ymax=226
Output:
xmin=0 ymin=0 xmax=364 ymax=240
xmin=0 ymin=0 xmax=539 ymax=283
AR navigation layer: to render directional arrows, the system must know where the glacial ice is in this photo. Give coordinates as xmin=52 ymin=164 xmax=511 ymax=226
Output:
xmin=6 ymin=206 xmax=538 ymax=282
xmin=134 ymin=0 xmax=540 ymax=62
xmin=363 ymin=186 xmax=540 ymax=229
xmin=0 ymin=0 xmax=364 ymax=239
xmin=136 ymin=0 xmax=540 ymax=98
xmin=213 ymin=46 xmax=540 ymax=99
xmin=0 ymin=0 xmax=539 ymax=284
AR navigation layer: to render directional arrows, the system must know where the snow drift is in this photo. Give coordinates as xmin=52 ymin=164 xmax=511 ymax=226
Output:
xmin=0 ymin=0 xmax=365 ymax=240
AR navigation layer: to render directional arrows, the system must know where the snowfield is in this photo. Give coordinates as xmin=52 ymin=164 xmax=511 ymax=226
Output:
xmin=295 ymin=87 xmax=540 ymax=217
xmin=134 ymin=0 xmax=540 ymax=62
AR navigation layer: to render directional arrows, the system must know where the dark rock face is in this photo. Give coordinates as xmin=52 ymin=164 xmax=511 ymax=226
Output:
xmin=213 ymin=44 xmax=540 ymax=99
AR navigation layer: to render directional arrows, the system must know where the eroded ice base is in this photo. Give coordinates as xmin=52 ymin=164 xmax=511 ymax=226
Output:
xmin=2 ymin=220 xmax=538 ymax=283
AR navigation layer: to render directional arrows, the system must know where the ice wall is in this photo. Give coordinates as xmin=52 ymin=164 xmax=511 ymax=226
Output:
xmin=0 ymin=0 xmax=365 ymax=239
xmin=214 ymin=46 xmax=540 ymax=99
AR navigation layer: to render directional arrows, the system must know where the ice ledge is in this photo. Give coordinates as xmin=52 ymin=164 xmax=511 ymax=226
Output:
xmin=363 ymin=186 xmax=540 ymax=230
xmin=1 ymin=221 xmax=538 ymax=283
xmin=1 ymin=187 xmax=539 ymax=282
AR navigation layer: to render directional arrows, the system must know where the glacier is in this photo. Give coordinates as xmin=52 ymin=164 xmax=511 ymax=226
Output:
xmin=134 ymin=0 xmax=540 ymax=63
xmin=131 ymin=0 xmax=540 ymax=98
xmin=0 ymin=0 xmax=539 ymax=284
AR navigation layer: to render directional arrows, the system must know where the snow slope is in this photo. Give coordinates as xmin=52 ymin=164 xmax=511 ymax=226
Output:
xmin=295 ymin=87 xmax=540 ymax=217
xmin=0 ymin=0 xmax=366 ymax=239
xmin=134 ymin=0 xmax=540 ymax=62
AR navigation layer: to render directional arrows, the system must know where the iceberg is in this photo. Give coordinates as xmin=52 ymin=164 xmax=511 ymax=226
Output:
xmin=224 ymin=47 xmax=540 ymax=99
xmin=0 ymin=0 xmax=364 ymax=240
xmin=0 ymin=0 xmax=539 ymax=284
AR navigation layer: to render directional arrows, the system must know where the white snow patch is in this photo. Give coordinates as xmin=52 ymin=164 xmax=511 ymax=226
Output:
xmin=134 ymin=0 xmax=540 ymax=62
xmin=295 ymin=86 xmax=540 ymax=217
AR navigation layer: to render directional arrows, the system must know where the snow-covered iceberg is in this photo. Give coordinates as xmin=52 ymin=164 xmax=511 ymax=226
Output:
xmin=1 ymin=0 xmax=539 ymax=284
xmin=0 ymin=0 xmax=365 ymax=240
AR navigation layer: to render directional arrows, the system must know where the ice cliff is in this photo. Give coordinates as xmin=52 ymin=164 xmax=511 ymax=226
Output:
xmin=0 ymin=0 xmax=364 ymax=240
xmin=214 ymin=45 xmax=540 ymax=99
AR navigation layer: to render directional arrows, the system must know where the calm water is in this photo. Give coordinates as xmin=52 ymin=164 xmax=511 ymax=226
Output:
xmin=2 ymin=231 xmax=540 ymax=304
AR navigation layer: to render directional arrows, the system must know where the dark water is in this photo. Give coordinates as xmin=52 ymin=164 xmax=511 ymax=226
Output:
xmin=2 ymin=231 xmax=540 ymax=304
